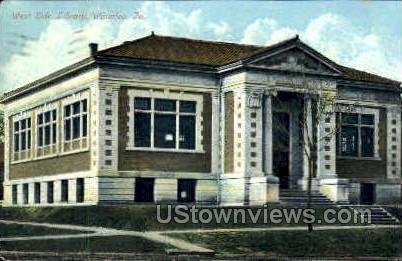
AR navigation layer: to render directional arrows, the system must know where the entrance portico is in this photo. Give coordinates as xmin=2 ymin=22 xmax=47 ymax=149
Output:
xmin=219 ymin=71 xmax=347 ymax=205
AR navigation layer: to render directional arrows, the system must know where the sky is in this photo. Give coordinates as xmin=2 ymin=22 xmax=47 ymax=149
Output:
xmin=1 ymin=1 xmax=401 ymax=93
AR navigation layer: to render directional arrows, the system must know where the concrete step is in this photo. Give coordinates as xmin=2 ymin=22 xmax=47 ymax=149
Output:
xmin=342 ymin=205 xmax=400 ymax=225
xmin=279 ymin=189 xmax=336 ymax=207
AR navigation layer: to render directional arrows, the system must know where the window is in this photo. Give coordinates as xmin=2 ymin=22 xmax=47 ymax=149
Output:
xmin=34 ymin=182 xmax=41 ymax=204
xmin=12 ymin=185 xmax=18 ymax=204
xmin=134 ymin=97 xmax=197 ymax=150
xmin=134 ymin=178 xmax=154 ymax=202
xmin=23 ymin=183 xmax=28 ymax=204
xmin=13 ymin=118 xmax=31 ymax=152
xmin=61 ymin=180 xmax=68 ymax=202
xmin=337 ymin=112 xmax=375 ymax=157
xmin=177 ymin=179 xmax=196 ymax=203
xmin=47 ymin=181 xmax=54 ymax=203
xmin=64 ymin=99 xmax=87 ymax=141
xmin=37 ymin=109 xmax=57 ymax=147
xmin=76 ymin=178 xmax=84 ymax=203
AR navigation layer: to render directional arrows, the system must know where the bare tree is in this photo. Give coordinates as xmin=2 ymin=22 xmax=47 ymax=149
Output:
xmin=272 ymin=75 xmax=337 ymax=233
xmin=302 ymin=89 xmax=336 ymax=233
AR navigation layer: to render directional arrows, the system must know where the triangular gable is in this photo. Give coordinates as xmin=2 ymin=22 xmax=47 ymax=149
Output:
xmin=243 ymin=40 xmax=342 ymax=76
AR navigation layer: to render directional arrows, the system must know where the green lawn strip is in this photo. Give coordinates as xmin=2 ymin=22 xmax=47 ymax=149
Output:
xmin=0 ymin=206 xmax=371 ymax=231
xmin=0 ymin=235 xmax=167 ymax=253
xmin=0 ymin=223 xmax=87 ymax=238
xmin=169 ymin=228 xmax=402 ymax=257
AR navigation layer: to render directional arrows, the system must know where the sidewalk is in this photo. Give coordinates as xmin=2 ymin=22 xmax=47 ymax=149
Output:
xmin=1 ymin=219 xmax=400 ymax=254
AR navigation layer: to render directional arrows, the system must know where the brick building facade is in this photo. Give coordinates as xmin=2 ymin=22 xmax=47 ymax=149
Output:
xmin=1 ymin=34 xmax=401 ymax=206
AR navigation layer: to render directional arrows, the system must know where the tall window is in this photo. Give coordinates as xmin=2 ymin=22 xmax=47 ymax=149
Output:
xmin=64 ymin=99 xmax=87 ymax=141
xmin=337 ymin=112 xmax=375 ymax=157
xmin=13 ymin=118 xmax=31 ymax=152
xmin=134 ymin=97 xmax=197 ymax=150
xmin=37 ymin=109 xmax=57 ymax=147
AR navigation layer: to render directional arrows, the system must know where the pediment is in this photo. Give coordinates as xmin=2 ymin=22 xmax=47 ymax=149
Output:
xmin=247 ymin=47 xmax=341 ymax=75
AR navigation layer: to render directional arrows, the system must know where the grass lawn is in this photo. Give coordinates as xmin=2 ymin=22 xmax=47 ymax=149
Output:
xmin=0 ymin=235 xmax=167 ymax=253
xmin=0 ymin=205 xmax=375 ymax=231
xmin=170 ymin=228 xmax=402 ymax=257
xmin=0 ymin=223 xmax=86 ymax=238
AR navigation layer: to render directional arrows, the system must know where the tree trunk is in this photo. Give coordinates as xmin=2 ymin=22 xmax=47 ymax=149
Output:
xmin=307 ymin=157 xmax=313 ymax=233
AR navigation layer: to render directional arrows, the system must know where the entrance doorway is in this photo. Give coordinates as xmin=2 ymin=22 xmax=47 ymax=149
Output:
xmin=135 ymin=178 xmax=155 ymax=203
xmin=273 ymin=112 xmax=290 ymax=189
xmin=360 ymin=183 xmax=376 ymax=205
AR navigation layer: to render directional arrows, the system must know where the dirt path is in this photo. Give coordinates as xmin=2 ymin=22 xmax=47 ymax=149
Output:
xmin=0 ymin=219 xmax=213 ymax=254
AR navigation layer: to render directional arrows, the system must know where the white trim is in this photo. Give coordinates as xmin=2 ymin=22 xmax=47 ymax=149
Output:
xmin=336 ymin=105 xmax=380 ymax=159
xmin=12 ymin=113 xmax=33 ymax=162
xmin=61 ymin=91 xmax=90 ymax=153
xmin=4 ymin=170 xmax=96 ymax=185
xmin=127 ymin=88 xmax=204 ymax=152
xmin=36 ymin=107 xmax=58 ymax=152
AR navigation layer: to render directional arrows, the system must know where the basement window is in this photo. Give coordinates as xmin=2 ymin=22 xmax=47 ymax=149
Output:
xmin=76 ymin=178 xmax=84 ymax=203
xmin=47 ymin=181 xmax=54 ymax=204
xmin=12 ymin=185 xmax=18 ymax=205
xmin=23 ymin=183 xmax=28 ymax=204
xmin=61 ymin=180 xmax=68 ymax=203
xmin=34 ymin=182 xmax=41 ymax=204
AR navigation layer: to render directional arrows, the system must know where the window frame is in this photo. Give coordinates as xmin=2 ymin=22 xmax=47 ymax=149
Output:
xmin=63 ymin=99 xmax=88 ymax=142
xmin=336 ymin=106 xmax=379 ymax=159
xmin=36 ymin=108 xmax=58 ymax=149
xmin=13 ymin=117 xmax=32 ymax=153
xmin=61 ymin=92 xmax=90 ymax=154
xmin=127 ymin=89 xmax=204 ymax=153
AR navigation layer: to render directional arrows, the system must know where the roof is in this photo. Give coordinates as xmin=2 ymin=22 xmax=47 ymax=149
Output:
xmin=100 ymin=34 xmax=400 ymax=86
xmin=100 ymin=34 xmax=264 ymax=66
xmin=1 ymin=34 xmax=400 ymax=103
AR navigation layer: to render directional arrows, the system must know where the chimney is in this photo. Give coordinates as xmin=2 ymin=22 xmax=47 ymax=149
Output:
xmin=89 ymin=43 xmax=98 ymax=56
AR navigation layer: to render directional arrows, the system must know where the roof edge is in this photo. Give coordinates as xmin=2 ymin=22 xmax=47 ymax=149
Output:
xmin=0 ymin=57 xmax=95 ymax=104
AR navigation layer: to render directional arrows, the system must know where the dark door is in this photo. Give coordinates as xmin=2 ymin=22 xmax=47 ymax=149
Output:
xmin=273 ymin=112 xmax=290 ymax=189
xmin=360 ymin=183 xmax=375 ymax=205
xmin=178 ymin=179 xmax=196 ymax=203
xmin=135 ymin=178 xmax=154 ymax=203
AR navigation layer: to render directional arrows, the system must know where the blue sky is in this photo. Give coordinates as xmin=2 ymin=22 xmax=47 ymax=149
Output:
xmin=1 ymin=1 xmax=401 ymax=93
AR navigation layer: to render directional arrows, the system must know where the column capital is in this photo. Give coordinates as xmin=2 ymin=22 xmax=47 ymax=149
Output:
xmin=264 ymin=88 xmax=277 ymax=97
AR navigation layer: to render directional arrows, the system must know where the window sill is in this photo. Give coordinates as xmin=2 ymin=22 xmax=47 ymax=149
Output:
xmin=126 ymin=146 xmax=205 ymax=154
xmin=11 ymin=148 xmax=89 ymax=165
xmin=337 ymin=156 xmax=381 ymax=161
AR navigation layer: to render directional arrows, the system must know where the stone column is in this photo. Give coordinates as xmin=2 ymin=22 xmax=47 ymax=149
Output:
xmin=249 ymin=90 xmax=279 ymax=205
xmin=2 ymin=113 xmax=12 ymax=206
xmin=263 ymin=92 xmax=274 ymax=177
xmin=211 ymin=91 xmax=220 ymax=175
xmin=317 ymin=95 xmax=348 ymax=203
